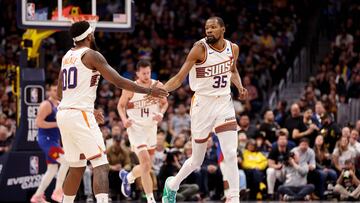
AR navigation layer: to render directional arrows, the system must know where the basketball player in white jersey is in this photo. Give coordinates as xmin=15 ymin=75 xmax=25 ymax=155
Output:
xmin=117 ymin=60 xmax=168 ymax=203
xmin=161 ymin=17 xmax=247 ymax=203
xmin=56 ymin=21 xmax=167 ymax=203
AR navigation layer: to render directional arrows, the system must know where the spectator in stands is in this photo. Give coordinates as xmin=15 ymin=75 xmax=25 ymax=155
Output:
xmin=292 ymin=137 xmax=328 ymax=199
xmin=342 ymin=127 xmax=351 ymax=139
xmin=237 ymin=151 xmax=248 ymax=199
xmin=333 ymin=136 xmax=357 ymax=173
xmin=292 ymin=108 xmax=319 ymax=146
xmin=238 ymin=114 xmax=258 ymax=139
xmin=277 ymin=151 xmax=315 ymax=201
xmin=349 ymin=129 xmax=360 ymax=155
xmin=266 ymin=129 xmax=290 ymax=200
xmin=356 ymin=120 xmax=360 ymax=133
xmin=242 ymin=139 xmax=268 ymax=200
xmin=320 ymin=112 xmax=341 ymax=152
xmin=313 ymin=135 xmax=338 ymax=197
xmin=168 ymin=104 xmax=190 ymax=138
xmin=334 ymin=159 xmax=360 ymax=200
xmin=274 ymin=100 xmax=288 ymax=127
xmin=106 ymin=135 xmax=132 ymax=200
xmin=259 ymin=110 xmax=280 ymax=146
xmin=335 ymin=29 xmax=354 ymax=50
xmin=259 ymin=29 xmax=275 ymax=51
xmin=337 ymin=94 xmax=350 ymax=127
xmin=243 ymin=75 xmax=261 ymax=112
xmin=172 ymin=133 xmax=186 ymax=149
xmin=107 ymin=125 xmax=122 ymax=148
xmin=304 ymin=87 xmax=317 ymax=110
xmin=314 ymin=102 xmax=327 ymax=122
xmin=153 ymin=131 xmax=167 ymax=176
xmin=291 ymin=138 xmax=316 ymax=169
xmin=284 ymin=103 xmax=303 ymax=141
xmin=101 ymin=126 xmax=112 ymax=148
xmin=347 ymin=72 xmax=360 ymax=99
xmin=238 ymin=132 xmax=248 ymax=153
xmin=0 ymin=125 xmax=11 ymax=156
xmin=255 ymin=132 xmax=271 ymax=156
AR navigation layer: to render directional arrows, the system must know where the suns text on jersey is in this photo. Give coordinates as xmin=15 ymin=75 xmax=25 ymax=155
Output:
xmin=128 ymin=99 xmax=156 ymax=109
xmin=196 ymin=59 xmax=232 ymax=78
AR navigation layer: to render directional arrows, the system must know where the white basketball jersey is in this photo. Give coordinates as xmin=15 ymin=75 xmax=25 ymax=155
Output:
xmin=126 ymin=80 xmax=160 ymax=126
xmin=58 ymin=47 xmax=100 ymax=112
xmin=189 ymin=38 xmax=234 ymax=96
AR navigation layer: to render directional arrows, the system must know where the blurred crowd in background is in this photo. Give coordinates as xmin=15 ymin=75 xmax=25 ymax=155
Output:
xmin=1 ymin=0 xmax=360 ymax=201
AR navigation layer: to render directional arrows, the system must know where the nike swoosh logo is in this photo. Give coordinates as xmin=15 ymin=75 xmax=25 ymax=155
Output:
xmin=209 ymin=52 xmax=214 ymax=54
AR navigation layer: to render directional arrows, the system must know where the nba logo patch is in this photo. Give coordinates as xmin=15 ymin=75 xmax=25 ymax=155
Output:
xmin=29 ymin=156 xmax=39 ymax=175
xmin=24 ymin=85 xmax=44 ymax=105
xmin=26 ymin=3 xmax=35 ymax=20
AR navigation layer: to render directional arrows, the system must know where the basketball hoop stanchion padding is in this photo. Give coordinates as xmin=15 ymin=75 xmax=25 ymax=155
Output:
xmin=22 ymin=29 xmax=57 ymax=60
xmin=0 ymin=67 xmax=52 ymax=201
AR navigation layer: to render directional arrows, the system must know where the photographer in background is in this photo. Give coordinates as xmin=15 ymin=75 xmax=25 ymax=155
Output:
xmin=266 ymin=129 xmax=290 ymax=199
xmin=278 ymin=151 xmax=315 ymax=201
xmin=334 ymin=159 xmax=360 ymax=200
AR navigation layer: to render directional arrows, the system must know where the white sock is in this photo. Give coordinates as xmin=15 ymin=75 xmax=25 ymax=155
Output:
xmin=127 ymin=172 xmax=136 ymax=184
xmin=220 ymin=162 xmax=229 ymax=197
xmin=55 ymin=162 xmax=69 ymax=190
xmin=35 ymin=164 xmax=58 ymax=195
xmin=217 ymin=131 xmax=240 ymax=201
xmin=146 ymin=193 xmax=156 ymax=203
xmin=224 ymin=188 xmax=229 ymax=197
xmin=62 ymin=195 xmax=75 ymax=203
xmin=95 ymin=193 xmax=108 ymax=203
xmin=168 ymin=141 xmax=207 ymax=190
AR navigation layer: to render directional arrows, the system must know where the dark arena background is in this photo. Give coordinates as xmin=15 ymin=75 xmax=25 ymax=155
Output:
xmin=1 ymin=0 xmax=360 ymax=202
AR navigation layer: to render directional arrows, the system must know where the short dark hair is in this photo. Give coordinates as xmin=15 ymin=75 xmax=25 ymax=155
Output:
xmin=299 ymin=137 xmax=310 ymax=144
xmin=136 ymin=60 xmax=151 ymax=71
xmin=208 ymin=16 xmax=225 ymax=27
xmin=239 ymin=113 xmax=249 ymax=118
xmin=50 ymin=81 xmax=58 ymax=87
xmin=69 ymin=21 xmax=90 ymax=41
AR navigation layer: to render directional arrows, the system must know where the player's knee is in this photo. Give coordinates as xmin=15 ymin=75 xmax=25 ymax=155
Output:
xmin=140 ymin=159 xmax=152 ymax=173
xmin=89 ymin=153 xmax=108 ymax=168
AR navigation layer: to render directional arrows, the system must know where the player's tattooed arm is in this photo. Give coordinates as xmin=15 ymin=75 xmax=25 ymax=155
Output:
xmin=82 ymin=50 xmax=168 ymax=97
xmin=230 ymin=43 xmax=248 ymax=100
xmin=57 ymin=71 xmax=62 ymax=100
xmin=164 ymin=43 xmax=205 ymax=92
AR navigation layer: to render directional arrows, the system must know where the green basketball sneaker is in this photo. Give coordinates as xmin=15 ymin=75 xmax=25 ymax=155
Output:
xmin=162 ymin=176 xmax=177 ymax=203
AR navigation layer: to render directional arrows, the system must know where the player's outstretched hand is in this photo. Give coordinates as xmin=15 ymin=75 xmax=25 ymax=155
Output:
xmin=94 ymin=109 xmax=105 ymax=124
xmin=238 ymin=87 xmax=248 ymax=100
xmin=148 ymin=81 xmax=168 ymax=98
